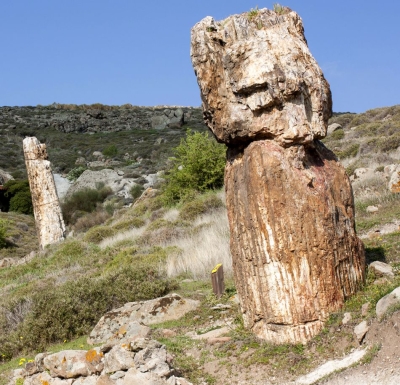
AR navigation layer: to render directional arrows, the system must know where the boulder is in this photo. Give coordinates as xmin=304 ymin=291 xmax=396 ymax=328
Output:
xmin=0 ymin=168 xmax=13 ymax=185
xmin=191 ymin=7 xmax=365 ymax=344
xmin=88 ymin=294 xmax=200 ymax=345
xmin=354 ymin=320 xmax=369 ymax=343
xmin=53 ymin=173 xmax=72 ymax=201
xmin=366 ymin=205 xmax=379 ymax=213
xmin=369 ymin=261 xmax=394 ymax=278
xmin=376 ymin=286 xmax=400 ymax=319
xmin=327 ymin=123 xmax=342 ymax=135
xmin=389 ymin=165 xmax=400 ymax=193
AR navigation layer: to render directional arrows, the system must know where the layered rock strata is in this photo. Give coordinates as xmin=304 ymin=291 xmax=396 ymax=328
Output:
xmin=23 ymin=137 xmax=66 ymax=249
xmin=191 ymin=7 xmax=365 ymax=343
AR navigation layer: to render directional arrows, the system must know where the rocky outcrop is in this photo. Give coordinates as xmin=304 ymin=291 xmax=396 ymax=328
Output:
xmin=23 ymin=137 xmax=66 ymax=249
xmin=0 ymin=168 xmax=13 ymax=185
xmin=88 ymin=294 xmax=200 ymax=344
xmin=0 ymin=105 xmax=204 ymax=134
xmin=10 ymin=339 xmax=193 ymax=385
xmin=191 ymin=7 xmax=365 ymax=343
xmin=388 ymin=164 xmax=400 ymax=193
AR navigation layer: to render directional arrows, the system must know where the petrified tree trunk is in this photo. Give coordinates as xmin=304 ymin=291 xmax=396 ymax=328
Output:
xmin=23 ymin=137 xmax=66 ymax=249
xmin=191 ymin=7 xmax=365 ymax=343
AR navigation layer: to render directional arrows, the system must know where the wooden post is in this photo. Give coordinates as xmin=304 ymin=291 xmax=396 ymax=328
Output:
xmin=211 ymin=263 xmax=225 ymax=298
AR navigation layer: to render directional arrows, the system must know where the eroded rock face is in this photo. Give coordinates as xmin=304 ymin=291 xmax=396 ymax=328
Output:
xmin=23 ymin=137 xmax=66 ymax=249
xmin=191 ymin=8 xmax=331 ymax=146
xmin=191 ymin=7 xmax=365 ymax=344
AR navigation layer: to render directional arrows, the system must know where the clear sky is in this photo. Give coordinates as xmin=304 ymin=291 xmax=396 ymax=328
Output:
xmin=1 ymin=0 xmax=399 ymax=113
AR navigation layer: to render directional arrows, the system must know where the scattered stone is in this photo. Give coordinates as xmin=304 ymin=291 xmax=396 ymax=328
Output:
xmin=191 ymin=327 xmax=230 ymax=340
xmin=75 ymin=157 xmax=86 ymax=165
xmin=295 ymin=348 xmax=368 ymax=385
xmin=342 ymin=312 xmax=352 ymax=325
xmin=369 ymin=261 xmax=394 ymax=278
xmin=361 ymin=302 xmax=371 ymax=317
xmin=366 ymin=205 xmax=379 ymax=213
xmin=353 ymin=168 xmax=370 ymax=180
xmin=327 ymin=123 xmax=342 ymax=135
xmin=207 ymin=337 xmax=232 ymax=345
xmin=376 ymin=287 xmax=400 ymax=320
xmin=210 ymin=304 xmax=232 ymax=310
xmin=354 ymin=321 xmax=369 ymax=343
xmin=389 ymin=165 xmax=400 ymax=193
xmin=161 ymin=329 xmax=177 ymax=338
xmin=88 ymin=294 xmax=200 ymax=344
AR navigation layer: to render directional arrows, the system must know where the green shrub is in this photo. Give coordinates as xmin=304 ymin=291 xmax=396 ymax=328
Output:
xmin=113 ymin=218 xmax=145 ymax=231
xmin=84 ymin=225 xmax=115 ymax=243
xmin=335 ymin=143 xmax=360 ymax=159
xmin=130 ymin=184 xmax=144 ymax=201
xmin=0 ymin=218 xmax=8 ymax=248
xmin=162 ymin=130 xmax=226 ymax=205
xmin=6 ymin=264 xmax=174 ymax=354
xmin=66 ymin=166 xmax=86 ymax=182
xmin=62 ymin=186 xmax=112 ymax=225
xmin=179 ymin=193 xmax=224 ymax=221
xmin=103 ymin=144 xmax=118 ymax=158
xmin=4 ymin=180 xmax=33 ymax=215
xmin=330 ymin=128 xmax=345 ymax=140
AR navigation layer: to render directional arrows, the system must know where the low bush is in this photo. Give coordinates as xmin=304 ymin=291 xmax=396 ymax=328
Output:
xmin=103 ymin=144 xmax=118 ymax=158
xmin=62 ymin=186 xmax=112 ymax=225
xmin=0 ymin=263 xmax=175 ymax=356
xmin=73 ymin=210 xmax=111 ymax=232
xmin=112 ymin=218 xmax=145 ymax=231
xmin=66 ymin=167 xmax=86 ymax=182
xmin=84 ymin=225 xmax=115 ymax=243
xmin=130 ymin=184 xmax=144 ymax=201
xmin=330 ymin=128 xmax=345 ymax=140
xmin=179 ymin=193 xmax=224 ymax=221
xmin=335 ymin=143 xmax=360 ymax=159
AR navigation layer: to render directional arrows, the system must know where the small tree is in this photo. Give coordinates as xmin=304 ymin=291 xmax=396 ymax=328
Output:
xmin=162 ymin=130 xmax=226 ymax=204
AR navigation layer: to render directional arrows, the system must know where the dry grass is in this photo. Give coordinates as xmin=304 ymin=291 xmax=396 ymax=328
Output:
xmin=98 ymin=226 xmax=146 ymax=249
xmin=163 ymin=208 xmax=232 ymax=279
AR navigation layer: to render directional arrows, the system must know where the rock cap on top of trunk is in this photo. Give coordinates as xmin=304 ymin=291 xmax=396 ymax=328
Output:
xmin=191 ymin=7 xmax=332 ymax=146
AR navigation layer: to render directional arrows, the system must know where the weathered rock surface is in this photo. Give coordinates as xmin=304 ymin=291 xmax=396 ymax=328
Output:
xmin=191 ymin=8 xmax=365 ymax=344
xmin=0 ymin=168 xmax=13 ymax=185
xmin=354 ymin=321 xmax=369 ymax=343
xmin=295 ymin=348 xmax=368 ymax=385
xmin=191 ymin=8 xmax=331 ymax=147
xmin=0 ymin=105 xmax=203 ymax=134
xmin=23 ymin=137 xmax=66 ymax=249
xmin=376 ymin=286 xmax=400 ymax=320
xmin=327 ymin=123 xmax=342 ymax=135
xmin=11 ymin=339 xmax=192 ymax=385
xmin=369 ymin=261 xmax=394 ymax=278
xmin=88 ymin=294 xmax=200 ymax=344
xmin=388 ymin=164 xmax=400 ymax=193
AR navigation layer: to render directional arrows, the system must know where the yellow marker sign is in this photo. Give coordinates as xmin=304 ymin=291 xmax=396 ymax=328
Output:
xmin=212 ymin=263 xmax=222 ymax=273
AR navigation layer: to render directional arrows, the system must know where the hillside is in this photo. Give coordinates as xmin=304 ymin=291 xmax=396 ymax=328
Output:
xmin=0 ymin=104 xmax=400 ymax=385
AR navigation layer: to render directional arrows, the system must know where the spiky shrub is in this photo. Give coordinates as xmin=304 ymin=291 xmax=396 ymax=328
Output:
xmin=162 ymin=130 xmax=226 ymax=205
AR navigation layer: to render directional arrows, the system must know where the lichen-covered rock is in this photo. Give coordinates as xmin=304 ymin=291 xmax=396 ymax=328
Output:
xmin=23 ymin=137 xmax=66 ymax=249
xmin=43 ymin=349 xmax=103 ymax=378
xmin=88 ymin=294 xmax=199 ymax=345
xmin=191 ymin=8 xmax=331 ymax=146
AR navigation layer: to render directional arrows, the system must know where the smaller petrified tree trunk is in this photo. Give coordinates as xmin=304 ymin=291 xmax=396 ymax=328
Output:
xmin=23 ymin=137 xmax=66 ymax=249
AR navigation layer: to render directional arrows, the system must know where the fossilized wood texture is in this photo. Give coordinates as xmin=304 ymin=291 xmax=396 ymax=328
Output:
xmin=225 ymin=140 xmax=365 ymax=343
xmin=191 ymin=9 xmax=332 ymax=146
xmin=23 ymin=137 xmax=66 ymax=249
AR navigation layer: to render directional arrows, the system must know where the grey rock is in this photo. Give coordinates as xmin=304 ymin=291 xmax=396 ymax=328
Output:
xmin=388 ymin=165 xmax=400 ymax=193
xmin=376 ymin=286 xmax=400 ymax=319
xmin=342 ymin=312 xmax=352 ymax=325
xmin=0 ymin=168 xmax=13 ymax=185
xmin=327 ymin=123 xmax=342 ymax=135
xmin=354 ymin=321 xmax=369 ymax=343
xmin=88 ymin=294 xmax=199 ymax=345
xmin=361 ymin=302 xmax=370 ymax=316
xmin=53 ymin=173 xmax=72 ymax=201
xmin=366 ymin=205 xmax=379 ymax=213
xmin=369 ymin=261 xmax=394 ymax=278
xmin=103 ymin=344 xmax=135 ymax=373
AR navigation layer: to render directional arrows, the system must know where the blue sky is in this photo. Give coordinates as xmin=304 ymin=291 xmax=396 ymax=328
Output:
xmin=1 ymin=0 xmax=399 ymax=113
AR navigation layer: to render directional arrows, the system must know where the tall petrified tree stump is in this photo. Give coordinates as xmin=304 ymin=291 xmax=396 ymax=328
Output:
xmin=23 ymin=137 xmax=66 ymax=249
xmin=191 ymin=7 xmax=365 ymax=343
